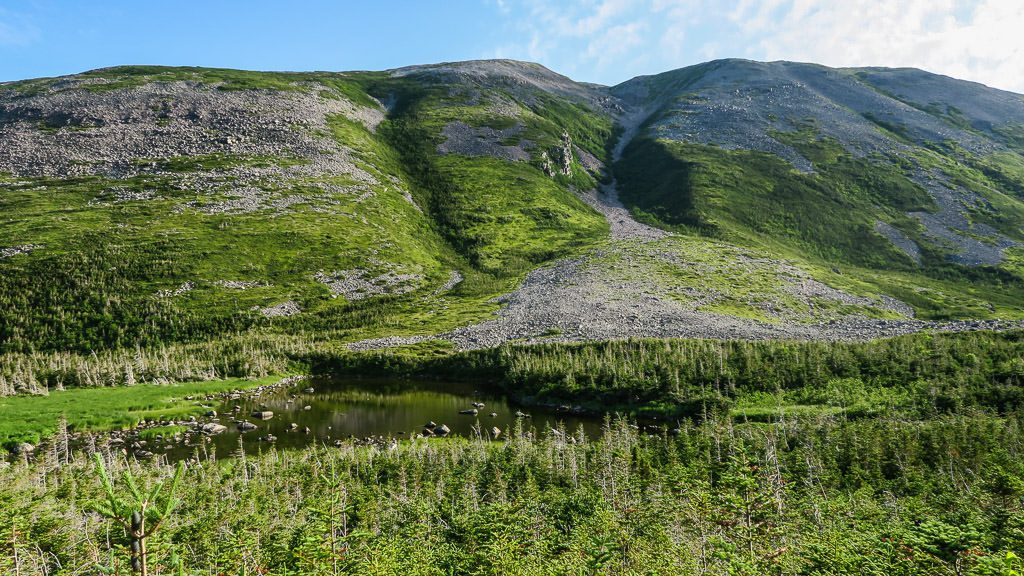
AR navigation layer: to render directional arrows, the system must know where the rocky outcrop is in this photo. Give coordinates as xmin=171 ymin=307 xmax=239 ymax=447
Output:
xmin=259 ymin=301 xmax=301 ymax=318
xmin=541 ymin=131 xmax=574 ymax=177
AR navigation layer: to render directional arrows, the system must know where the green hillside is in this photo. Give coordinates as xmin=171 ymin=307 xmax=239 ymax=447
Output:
xmin=1 ymin=59 xmax=1024 ymax=391
xmin=0 ymin=63 xmax=611 ymax=355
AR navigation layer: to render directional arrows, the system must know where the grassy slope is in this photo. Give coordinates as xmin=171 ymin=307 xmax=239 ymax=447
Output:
xmin=0 ymin=67 xmax=610 ymax=354
xmin=615 ymin=127 xmax=1024 ymax=320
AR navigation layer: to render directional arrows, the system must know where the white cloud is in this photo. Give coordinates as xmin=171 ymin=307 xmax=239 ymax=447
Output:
xmin=740 ymin=0 xmax=1024 ymax=93
xmin=487 ymin=0 xmax=1024 ymax=93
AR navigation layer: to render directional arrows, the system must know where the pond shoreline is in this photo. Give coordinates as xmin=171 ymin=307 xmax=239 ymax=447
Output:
xmin=5 ymin=373 xmax=615 ymax=464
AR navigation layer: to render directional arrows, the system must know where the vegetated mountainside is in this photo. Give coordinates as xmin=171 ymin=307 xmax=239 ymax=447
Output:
xmin=0 ymin=62 xmax=613 ymax=358
xmin=1 ymin=59 xmax=1024 ymax=385
xmin=613 ymin=59 xmax=1024 ymax=318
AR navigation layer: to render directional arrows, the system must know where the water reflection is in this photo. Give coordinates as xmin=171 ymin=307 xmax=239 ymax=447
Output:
xmin=167 ymin=378 xmax=602 ymax=459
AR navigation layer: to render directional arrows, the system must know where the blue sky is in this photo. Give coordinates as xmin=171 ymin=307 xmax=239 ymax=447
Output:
xmin=1 ymin=0 xmax=1022 ymax=92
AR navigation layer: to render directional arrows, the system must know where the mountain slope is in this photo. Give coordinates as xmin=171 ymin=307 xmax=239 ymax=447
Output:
xmin=613 ymin=59 xmax=1024 ymax=318
xmin=0 ymin=59 xmax=1022 ymax=370
xmin=0 ymin=63 xmax=611 ymax=353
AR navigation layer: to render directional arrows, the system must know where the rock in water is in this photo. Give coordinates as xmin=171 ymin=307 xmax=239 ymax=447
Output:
xmin=201 ymin=423 xmax=227 ymax=435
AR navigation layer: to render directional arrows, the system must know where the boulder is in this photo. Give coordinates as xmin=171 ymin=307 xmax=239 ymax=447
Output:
xmin=459 ymin=408 xmax=478 ymax=416
xmin=201 ymin=423 xmax=228 ymax=435
xmin=490 ymin=427 xmax=502 ymax=438
xmin=251 ymin=411 xmax=274 ymax=420
xmin=434 ymin=424 xmax=451 ymax=436
xmin=237 ymin=421 xmax=258 ymax=432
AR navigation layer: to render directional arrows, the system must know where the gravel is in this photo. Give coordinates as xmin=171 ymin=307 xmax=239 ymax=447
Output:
xmin=874 ymin=221 xmax=922 ymax=264
xmin=906 ymin=170 xmax=1016 ymax=265
xmin=0 ymin=78 xmax=385 ymax=217
xmin=215 ymin=280 xmax=269 ymax=290
xmin=437 ymin=120 xmax=532 ymax=162
xmin=156 ymin=281 xmax=195 ymax=298
xmin=315 ymin=268 xmax=422 ymax=301
xmin=433 ymin=271 xmax=464 ymax=295
xmin=0 ymin=244 xmax=43 ymax=258
xmin=259 ymin=301 xmax=301 ymax=318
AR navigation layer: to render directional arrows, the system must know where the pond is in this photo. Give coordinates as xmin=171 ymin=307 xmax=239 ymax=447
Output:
xmin=157 ymin=377 xmax=604 ymax=460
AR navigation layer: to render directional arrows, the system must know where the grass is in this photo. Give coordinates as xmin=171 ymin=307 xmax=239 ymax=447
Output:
xmin=0 ymin=375 xmax=282 ymax=447
xmin=587 ymin=235 xmax=905 ymax=325
xmin=614 ymin=129 xmax=1024 ymax=320
xmin=137 ymin=425 xmax=189 ymax=441
xmin=0 ymin=64 xmax=622 ymax=356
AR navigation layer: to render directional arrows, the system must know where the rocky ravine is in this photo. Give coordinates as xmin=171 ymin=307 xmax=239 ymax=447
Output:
xmin=349 ymin=106 xmax=1022 ymax=352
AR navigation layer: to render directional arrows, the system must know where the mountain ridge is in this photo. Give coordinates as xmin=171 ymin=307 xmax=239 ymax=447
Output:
xmin=1 ymin=57 xmax=1023 ymax=373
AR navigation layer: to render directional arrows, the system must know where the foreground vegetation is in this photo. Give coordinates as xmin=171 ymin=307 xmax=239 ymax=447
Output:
xmin=3 ymin=415 xmax=1024 ymax=575
xmin=4 ymin=329 xmax=1024 ymax=574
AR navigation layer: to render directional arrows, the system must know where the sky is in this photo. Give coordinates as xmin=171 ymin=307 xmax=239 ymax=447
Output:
xmin=0 ymin=0 xmax=1022 ymax=93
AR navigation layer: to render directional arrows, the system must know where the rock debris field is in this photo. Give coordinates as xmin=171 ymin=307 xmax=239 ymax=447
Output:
xmin=0 ymin=78 xmax=391 ymax=217
xmin=348 ymin=105 xmax=1024 ymax=352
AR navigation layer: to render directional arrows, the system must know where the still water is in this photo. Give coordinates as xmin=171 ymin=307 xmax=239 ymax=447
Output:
xmin=165 ymin=378 xmax=602 ymax=459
